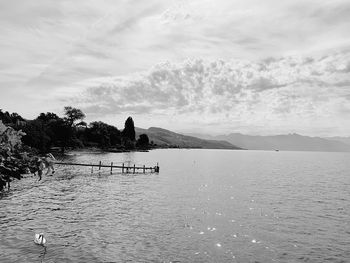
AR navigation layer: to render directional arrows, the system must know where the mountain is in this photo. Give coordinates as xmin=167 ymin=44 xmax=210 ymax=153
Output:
xmin=135 ymin=127 xmax=242 ymax=150
xmin=187 ymin=133 xmax=350 ymax=152
xmin=325 ymin=136 xmax=350 ymax=146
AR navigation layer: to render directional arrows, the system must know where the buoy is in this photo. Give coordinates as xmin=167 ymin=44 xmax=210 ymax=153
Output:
xmin=34 ymin=233 xmax=46 ymax=245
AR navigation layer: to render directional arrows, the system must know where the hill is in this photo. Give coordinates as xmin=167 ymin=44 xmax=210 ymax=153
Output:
xmin=135 ymin=127 xmax=242 ymax=150
xmin=188 ymin=133 xmax=350 ymax=152
xmin=325 ymin=136 xmax=350 ymax=146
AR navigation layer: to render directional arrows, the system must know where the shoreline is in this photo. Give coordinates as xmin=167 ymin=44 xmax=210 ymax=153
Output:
xmin=55 ymin=145 xmax=244 ymax=155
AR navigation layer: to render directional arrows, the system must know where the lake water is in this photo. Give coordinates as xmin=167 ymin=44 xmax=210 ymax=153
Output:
xmin=0 ymin=149 xmax=349 ymax=262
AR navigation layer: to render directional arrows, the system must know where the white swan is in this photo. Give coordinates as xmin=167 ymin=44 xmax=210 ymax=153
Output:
xmin=34 ymin=233 xmax=46 ymax=245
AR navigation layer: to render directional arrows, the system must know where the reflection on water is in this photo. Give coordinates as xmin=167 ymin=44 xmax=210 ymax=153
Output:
xmin=0 ymin=149 xmax=349 ymax=262
xmin=38 ymin=246 xmax=47 ymax=263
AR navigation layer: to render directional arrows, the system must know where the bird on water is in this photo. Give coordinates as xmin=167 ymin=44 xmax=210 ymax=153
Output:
xmin=34 ymin=233 xmax=46 ymax=246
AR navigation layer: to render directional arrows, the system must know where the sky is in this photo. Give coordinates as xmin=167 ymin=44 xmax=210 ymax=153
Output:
xmin=0 ymin=0 xmax=350 ymax=136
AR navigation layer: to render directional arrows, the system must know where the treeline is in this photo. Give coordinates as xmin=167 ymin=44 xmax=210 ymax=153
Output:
xmin=0 ymin=107 xmax=150 ymax=153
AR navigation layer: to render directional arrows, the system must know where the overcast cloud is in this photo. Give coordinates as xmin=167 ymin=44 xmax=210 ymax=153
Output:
xmin=0 ymin=0 xmax=349 ymax=135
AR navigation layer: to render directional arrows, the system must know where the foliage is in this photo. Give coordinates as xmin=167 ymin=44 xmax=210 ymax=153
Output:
xmin=47 ymin=118 xmax=73 ymax=149
xmin=0 ymin=109 xmax=24 ymax=125
xmin=36 ymin=112 xmax=59 ymax=122
xmin=86 ymin=121 xmax=121 ymax=148
xmin=1 ymin=107 xmax=145 ymax=152
xmin=64 ymin=106 xmax=85 ymax=126
xmin=136 ymin=134 xmax=150 ymax=148
xmin=0 ymin=120 xmax=26 ymax=150
xmin=0 ymin=121 xmax=31 ymax=191
xmin=122 ymin=117 xmax=135 ymax=141
xmin=22 ymin=120 xmax=51 ymax=152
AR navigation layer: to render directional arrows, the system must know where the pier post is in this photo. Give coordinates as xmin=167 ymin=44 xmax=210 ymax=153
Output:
xmin=110 ymin=162 xmax=113 ymax=174
xmin=122 ymin=163 xmax=124 ymax=173
xmin=99 ymin=161 xmax=102 ymax=170
xmin=143 ymin=165 xmax=145 ymax=173
xmin=133 ymin=164 xmax=135 ymax=174
xmin=91 ymin=163 xmax=93 ymax=174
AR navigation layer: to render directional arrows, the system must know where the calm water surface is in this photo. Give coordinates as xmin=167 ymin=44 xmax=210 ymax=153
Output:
xmin=0 ymin=149 xmax=349 ymax=262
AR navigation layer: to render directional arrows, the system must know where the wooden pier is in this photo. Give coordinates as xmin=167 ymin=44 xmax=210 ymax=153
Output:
xmin=54 ymin=161 xmax=159 ymax=174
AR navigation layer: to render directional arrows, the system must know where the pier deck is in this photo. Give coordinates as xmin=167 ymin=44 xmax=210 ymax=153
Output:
xmin=54 ymin=161 xmax=159 ymax=174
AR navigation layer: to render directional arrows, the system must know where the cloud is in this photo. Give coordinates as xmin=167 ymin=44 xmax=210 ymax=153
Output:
xmin=2 ymin=0 xmax=350 ymax=93
xmin=1 ymin=0 xmax=350 ymax=135
xmin=61 ymin=50 xmax=350 ymax=136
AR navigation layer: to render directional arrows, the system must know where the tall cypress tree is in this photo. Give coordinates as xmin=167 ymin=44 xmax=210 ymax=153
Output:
xmin=122 ymin=117 xmax=135 ymax=141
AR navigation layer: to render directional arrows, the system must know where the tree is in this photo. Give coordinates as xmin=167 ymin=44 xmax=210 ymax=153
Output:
xmin=47 ymin=118 xmax=72 ymax=150
xmin=10 ymin=112 xmax=24 ymax=123
xmin=0 ymin=110 xmax=13 ymax=124
xmin=122 ymin=117 xmax=135 ymax=141
xmin=136 ymin=134 xmax=149 ymax=148
xmin=86 ymin=121 xmax=121 ymax=148
xmin=88 ymin=121 xmax=111 ymax=148
xmin=22 ymin=120 xmax=51 ymax=152
xmin=36 ymin=112 xmax=59 ymax=123
xmin=64 ymin=106 xmax=85 ymax=126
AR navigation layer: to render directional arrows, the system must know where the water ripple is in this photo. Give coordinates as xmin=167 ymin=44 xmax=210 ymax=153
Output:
xmin=0 ymin=150 xmax=349 ymax=262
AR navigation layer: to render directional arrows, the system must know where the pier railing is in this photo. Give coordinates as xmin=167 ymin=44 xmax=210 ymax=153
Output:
xmin=54 ymin=161 xmax=159 ymax=174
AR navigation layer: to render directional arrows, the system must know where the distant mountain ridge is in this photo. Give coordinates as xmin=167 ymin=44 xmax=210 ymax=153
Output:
xmin=325 ymin=136 xmax=350 ymax=146
xmin=135 ymin=127 xmax=242 ymax=150
xmin=187 ymin=132 xmax=350 ymax=152
xmin=135 ymin=126 xmax=350 ymax=152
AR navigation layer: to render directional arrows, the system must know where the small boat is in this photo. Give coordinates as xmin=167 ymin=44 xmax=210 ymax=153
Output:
xmin=34 ymin=233 xmax=46 ymax=245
